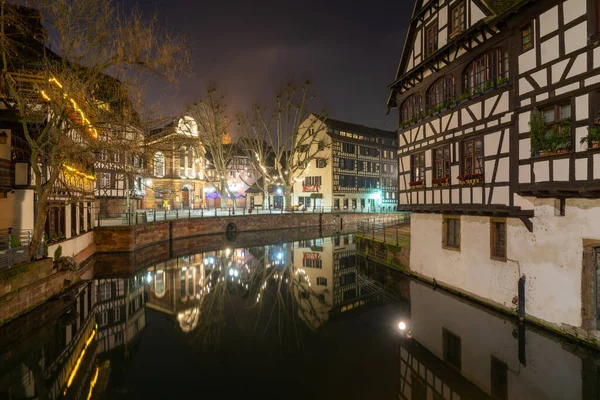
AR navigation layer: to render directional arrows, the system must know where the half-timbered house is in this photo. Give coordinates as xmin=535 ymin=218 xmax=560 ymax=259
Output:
xmin=292 ymin=114 xmax=399 ymax=211
xmin=389 ymin=0 xmax=600 ymax=338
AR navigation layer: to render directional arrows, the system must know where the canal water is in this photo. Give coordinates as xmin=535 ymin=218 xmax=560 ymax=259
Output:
xmin=0 ymin=231 xmax=599 ymax=399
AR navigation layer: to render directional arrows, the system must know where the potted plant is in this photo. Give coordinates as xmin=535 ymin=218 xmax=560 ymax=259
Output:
xmin=409 ymin=180 xmax=425 ymax=189
xmin=579 ymin=126 xmax=600 ymax=149
xmin=426 ymin=108 xmax=433 ymax=117
xmin=484 ymin=80 xmax=494 ymax=92
xmin=417 ymin=112 xmax=424 ymax=121
xmin=471 ymin=87 xmax=482 ymax=97
xmin=457 ymin=173 xmax=483 ymax=185
xmin=497 ymin=76 xmax=509 ymax=87
xmin=529 ymin=109 xmax=546 ymax=156
xmin=448 ymin=98 xmax=456 ymax=108
xmin=460 ymin=90 xmax=470 ymax=102
xmin=434 ymin=103 xmax=444 ymax=114
xmin=432 ymin=177 xmax=449 ymax=187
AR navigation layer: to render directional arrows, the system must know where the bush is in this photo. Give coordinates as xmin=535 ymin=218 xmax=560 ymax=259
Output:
xmin=54 ymin=245 xmax=63 ymax=262
xmin=9 ymin=234 xmax=20 ymax=249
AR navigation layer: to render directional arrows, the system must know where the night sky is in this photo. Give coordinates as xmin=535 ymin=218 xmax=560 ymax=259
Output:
xmin=121 ymin=0 xmax=414 ymax=132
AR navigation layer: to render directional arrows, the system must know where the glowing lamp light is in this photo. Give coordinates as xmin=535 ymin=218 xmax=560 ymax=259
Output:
xmin=146 ymin=178 xmax=152 ymax=187
xmin=146 ymin=272 xmax=153 ymax=283
xmin=399 ymin=321 xmax=407 ymax=331
xmin=276 ymin=188 xmax=283 ymax=195
xmin=276 ymin=252 xmax=283 ymax=260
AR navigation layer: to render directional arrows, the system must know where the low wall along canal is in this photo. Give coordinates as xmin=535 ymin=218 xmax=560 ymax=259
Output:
xmin=94 ymin=212 xmax=398 ymax=253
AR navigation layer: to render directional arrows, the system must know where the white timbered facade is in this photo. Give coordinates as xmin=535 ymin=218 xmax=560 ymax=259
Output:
xmin=389 ymin=0 xmax=600 ymax=340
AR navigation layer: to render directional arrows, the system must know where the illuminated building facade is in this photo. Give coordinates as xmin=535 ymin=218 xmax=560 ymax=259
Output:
xmin=293 ymin=114 xmax=398 ymax=211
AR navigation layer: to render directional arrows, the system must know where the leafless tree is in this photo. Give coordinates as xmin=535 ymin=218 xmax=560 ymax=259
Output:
xmin=239 ymin=81 xmax=329 ymax=210
xmin=0 ymin=0 xmax=188 ymax=258
xmin=184 ymin=88 xmax=239 ymax=212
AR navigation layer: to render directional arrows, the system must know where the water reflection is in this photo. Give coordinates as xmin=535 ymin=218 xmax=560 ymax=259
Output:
xmin=2 ymin=232 xmax=600 ymax=399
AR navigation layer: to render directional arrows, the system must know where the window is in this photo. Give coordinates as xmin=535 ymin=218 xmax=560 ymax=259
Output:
xmin=110 ymin=152 xmax=120 ymax=163
xmin=542 ymin=103 xmax=571 ymax=133
xmin=352 ymin=198 xmax=357 ymax=209
xmin=316 ymin=159 xmax=327 ymax=168
xmin=318 ymin=141 xmax=325 ymax=151
xmin=339 ymin=158 xmax=355 ymax=170
xmin=450 ymin=1 xmax=466 ymax=36
xmin=491 ymin=357 xmax=508 ymax=400
xmin=428 ymin=75 xmax=456 ymax=108
xmin=343 ymin=198 xmax=349 ymax=209
xmin=443 ymin=328 xmax=462 ymax=370
xmin=522 ymin=22 xmax=533 ymax=52
xmin=154 ymin=152 xmax=165 ymax=177
xmin=491 ymin=218 xmax=507 ymax=260
xmin=462 ymin=137 xmax=484 ymax=175
xmin=412 ymin=373 xmax=427 ymax=400
xmin=304 ymin=176 xmax=322 ymax=186
xmin=443 ymin=216 xmax=461 ymax=249
xmin=317 ymin=277 xmax=327 ymax=286
xmin=410 ymin=152 xmax=425 ymax=183
xmin=463 ymin=49 xmax=509 ymax=93
xmin=400 ymin=95 xmax=423 ymax=122
xmin=99 ymin=311 xmax=108 ymax=326
xmin=99 ymin=283 xmax=111 ymax=301
xmin=342 ymin=142 xmax=355 ymax=154
xmin=179 ymin=147 xmax=186 ymax=177
xmin=425 ymin=21 xmax=439 ymax=57
xmin=114 ymin=307 xmax=121 ymax=322
xmin=115 ymin=331 xmax=124 ymax=346
xmin=99 ymin=149 xmax=107 ymax=162
xmin=433 ymin=145 xmax=451 ymax=180
xmin=154 ymin=187 xmax=163 ymax=199
xmin=334 ymin=199 xmax=340 ymax=210
xmin=99 ymin=172 xmax=111 ymax=189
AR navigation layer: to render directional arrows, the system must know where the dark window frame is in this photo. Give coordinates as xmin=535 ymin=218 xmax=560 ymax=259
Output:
xmin=443 ymin=328 xmax=462 ymax=370
xmin=400 ymin=94 xmax=423 ymax=122
xmin=410 ymin=152 xmax=425 ymax=183
xmin=425 ymin=20 xmax=439 ymax=58
xmin=443 ymin=215 xmax=461 ymax=250
xmin=427 ymin=75 xmax=456 ymax=108
xmin=433 ymin=145 xmax=451 ymax=180
xmin=463 ymin=49 xmax=509 ymax=93
xmin=461 ymin=136 xmax=484 ymax=176
xmin=521 ymin=21 xmax=534 ymax=52
xmin=490 ymin=217 xmax=507 ymax=261
xmin=450 ymin=1 xmax=466 ymax=37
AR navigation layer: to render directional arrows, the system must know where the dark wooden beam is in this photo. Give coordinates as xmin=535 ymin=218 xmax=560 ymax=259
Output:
xmin=518 ymin=216 xmax=534 ymax=233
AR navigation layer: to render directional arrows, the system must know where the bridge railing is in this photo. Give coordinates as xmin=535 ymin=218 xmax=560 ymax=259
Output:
xmin=356 ymin=213 xmax=411 ymax=247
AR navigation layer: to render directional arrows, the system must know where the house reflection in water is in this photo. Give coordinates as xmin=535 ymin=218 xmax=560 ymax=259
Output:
xmin=0 ymin=282 xmax=97 ymax=399
xmin=93 ymin=270 xmax=146 ymax=354
xmin=389 ymin=275 xmax=600 ymax=400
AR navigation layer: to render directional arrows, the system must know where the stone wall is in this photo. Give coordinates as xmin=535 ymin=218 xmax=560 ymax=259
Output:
xmin=0 ymin=258 xmax=76 ymax=324
xmin=95 ymin=213 xmax=397 ymax=253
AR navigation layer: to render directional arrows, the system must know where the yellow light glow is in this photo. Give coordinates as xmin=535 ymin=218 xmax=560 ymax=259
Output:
xmin=63 ymin=164 xmax=96 ymax=181
xmin=86 ymin=366 xmax=99 ymax=400
xmin=47 ymin=76 xmax=98 ymax=139
xmin=64 ymin=329 xmax=96 ymax=394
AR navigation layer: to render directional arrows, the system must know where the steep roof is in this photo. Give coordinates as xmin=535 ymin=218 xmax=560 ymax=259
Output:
xmin=482 ymin=0 xmax=526 ymax=15
xmin=312 ymin=114 xmax=396 ymax=140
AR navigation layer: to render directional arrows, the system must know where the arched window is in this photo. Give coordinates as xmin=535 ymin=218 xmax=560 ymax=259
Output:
xmin=427 ymin=75 xmax=456 ymax=108
xmin=400 ymin=94 xmax=423 ymax=122
xmin=179 ymin=147 xmax=197 ymax=177
xmin=463 ymin=49 xmax=509 ymax=94
xmin=154 ymin=152 xmax=165 ymax=177
xmin=178 ymin=116 xmax=198 ymax=136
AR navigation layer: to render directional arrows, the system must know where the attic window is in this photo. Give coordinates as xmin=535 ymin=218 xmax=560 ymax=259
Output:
xmin=450 ymin=2 xmax=466 ymax=37
xmin=425 ymin=21 xmax=439 ymax=57
xmin=521 ymin=22 xmax=534 ymax=52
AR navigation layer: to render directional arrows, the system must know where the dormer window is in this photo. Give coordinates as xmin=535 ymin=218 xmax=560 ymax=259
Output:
xmin=425 ymin=21 xmax=438 ymax=57
xmin=450 ymin=2 xmax=466 ymax=37
xmin=427 ymin=75 xmax=456 ymax=108
xmin=400 ymin=94 xmax=423 ymax=123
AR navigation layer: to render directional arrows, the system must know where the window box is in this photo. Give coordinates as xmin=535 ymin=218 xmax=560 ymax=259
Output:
xmin=409 ymin=180 xmax=425 ymax=189
xmin=432 ymin=177 xmax=450 ymax=187
xmin=457 ymin=173 xmax=482 ymax=185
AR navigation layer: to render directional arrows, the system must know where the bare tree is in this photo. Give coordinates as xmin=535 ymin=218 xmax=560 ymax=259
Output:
xmin=239 ymin=81 xmax=328 ymax=210
xmin=184 ymin=88 xmax=239 ymax=212
xmin=0 ymin=0 xmax=188 ymax=258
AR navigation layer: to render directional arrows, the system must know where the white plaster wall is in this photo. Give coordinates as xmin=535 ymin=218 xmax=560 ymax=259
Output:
xmin=0 ymin=189 xmax=35 ymax=231
xmin=409 ymin=281 xmax=583 ymax=400
xmin=410 ymin=199 xmax=600 ymax=328
xmin=48 ymin=231 xmax=94 ymax=259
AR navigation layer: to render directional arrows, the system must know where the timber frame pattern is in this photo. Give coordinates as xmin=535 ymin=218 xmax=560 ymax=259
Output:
xmin=389 ymin=0 xmax=600 ymax=231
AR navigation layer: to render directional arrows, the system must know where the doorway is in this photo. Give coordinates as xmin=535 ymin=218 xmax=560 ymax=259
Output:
xmin=273 ymin=195 xmax=283 ymax=209
xmin=181 ymin=187 xmax=190 ymax=209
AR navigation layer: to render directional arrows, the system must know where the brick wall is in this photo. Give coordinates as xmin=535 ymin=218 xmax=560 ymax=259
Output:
xmin=0 ymin=259 xmax=76 ymax=325
xmin=94 ymin=213 xmax=397 ymax=253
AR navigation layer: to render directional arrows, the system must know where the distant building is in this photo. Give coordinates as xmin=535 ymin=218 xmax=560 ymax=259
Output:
xmin=292 ymin=114 xmax=398 ymax=211
xmin=145 ymin=116 xmax=207 ymax=210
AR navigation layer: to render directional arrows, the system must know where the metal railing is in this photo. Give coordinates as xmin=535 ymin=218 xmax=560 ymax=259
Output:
xmin=356 ymin=214 xmax=411 ymax=247
xmin=96 ymin=205 xmax=402 ymax=227
xmin=0 ymin=229 xmax=46 ymax=271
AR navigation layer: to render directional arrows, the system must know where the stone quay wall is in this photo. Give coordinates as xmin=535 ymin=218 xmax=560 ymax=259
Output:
xmin=95 ymin=213 xmax=398 ymax=253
